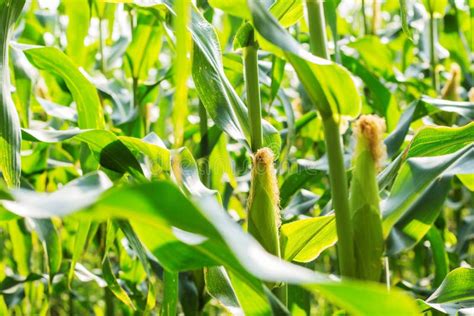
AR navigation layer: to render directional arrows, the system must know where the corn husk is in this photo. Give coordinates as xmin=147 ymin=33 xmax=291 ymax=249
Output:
xmin=350 ymin=115 xmax=386 ymax=281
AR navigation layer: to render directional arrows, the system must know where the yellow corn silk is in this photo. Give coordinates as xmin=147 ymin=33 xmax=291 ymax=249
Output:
xmin=247 ymin=147 xmax=281 ymax=259
xmin=350 ymin=115 xmax=386 ymax=282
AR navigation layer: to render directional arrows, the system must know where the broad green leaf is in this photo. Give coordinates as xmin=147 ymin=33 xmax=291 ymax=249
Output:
xmin=425 ymin=227 xmax=449 ymax=287
xmin=205 ymin=267 xmax=241 ymax=313
xmin=382 ymin=145 xmax=474 ymax=237
xmin=408 ymin=121 xmax=474 ymax=157
xmin=280 ymin=215 xmax=337 ymax=263
xmin=2 ymin=172 xmax=112 ymax=219
xmin=348 ymin=36 xmax=394 ymax=78
xmin=8 ymin=220 xmax=32 ymax=275
xmin=22 ymin=129 xmax=145 ymax=179
xmin=422 ymin=0 xmax=449 ymax=17
xmin=24 ymin=47 xmax=105 ymax=129
xmin=424 ymin=268 xmax=474 ymax=314
xmin=341 ymin=53 xmax=399 ymax=130
xmin=68 ymin=219 xmax=91 ymax=286
xmin=0 ymin=0 xmax=26 ymax=187
xmin=125 ymin=10 xmax=163 ymax=80
xmin=386 ymin=123 xmax=474 ymax=254
xmin=1 ymin=177 xmax=421 ymax=315
xmin=29 ymin=219 xmax=62 ymax=277
xmin=385 ymin=97 xmax=474 ymax=157
xmin=208 ymin=0 xmax=250 ymax=19
xmin=10 ymin=46 xmax=34 ymax=128
xmin=248 ymin=0 xmax=361 ymax=119
xmin=102 ymin=256 xmax=135 ymax=309
xmin=209 ymin=0 xmax=302 ymax=27
xmin=228 ymin=271 xmax=290 ymax=315
xmin=64 ymin=0 xmax=90 ymax=66
xmin=386 ymin=177 xmax=451 ymax=256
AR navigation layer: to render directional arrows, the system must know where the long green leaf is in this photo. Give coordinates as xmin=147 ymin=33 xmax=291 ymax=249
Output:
xmin=1 ymin=176 xmax=421 ymax=315
xmin=0 ymin=0 xmax=26 ymax=187
xmin=191 ymin=8 xmax=281 ymax=155
xmin=280 ymin=215 xmax=337 ymax=263
xmin=248 ymin=0 xmax=361 ymax=119
xmin=24 ymin=47 xmax=105 ymax=129
xmin=424 ymin=268 xmax=474 ymax=314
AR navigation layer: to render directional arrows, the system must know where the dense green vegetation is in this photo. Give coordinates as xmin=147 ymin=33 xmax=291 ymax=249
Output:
xmin=0 ymin=0 xmax=473 ymax=314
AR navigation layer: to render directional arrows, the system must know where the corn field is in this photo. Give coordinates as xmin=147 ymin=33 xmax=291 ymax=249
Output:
xmin=0 ymin=0 xmax=473 ymax=315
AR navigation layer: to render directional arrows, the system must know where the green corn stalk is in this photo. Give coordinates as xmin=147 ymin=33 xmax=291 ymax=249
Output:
xmin=350 ymin=115 xmax=386 ymax=281
xmin=247 ymin=147 xmax=281 ymax=259
xmin=306 ymin=0 xmax=356 ymax=278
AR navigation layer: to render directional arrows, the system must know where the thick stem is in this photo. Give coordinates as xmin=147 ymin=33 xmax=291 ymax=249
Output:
xmin=322 ymin=118 xmax=356 ymax=277
xmin=161 ymin=270 xmax=178 ymax=316
xmin=429 ymin=12 xmax=439 ymax=93
xmin=306 ymin=0 xmax=356 ymax=278
xmin=306 ymin=0 xmax=329 ymax=59
xmin=243 ymin=31 xmax=263 ymax=152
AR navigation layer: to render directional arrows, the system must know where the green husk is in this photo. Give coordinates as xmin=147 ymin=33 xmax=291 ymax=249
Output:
xmin=247 ymin=147 xmax=281 ymax=258
xmin=350 ymin=115 xmax=386 ymax=281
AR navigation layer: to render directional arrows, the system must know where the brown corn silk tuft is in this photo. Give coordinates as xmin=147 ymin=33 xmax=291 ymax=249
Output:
xmin=353 ymin=115 xmax=387 ymax=169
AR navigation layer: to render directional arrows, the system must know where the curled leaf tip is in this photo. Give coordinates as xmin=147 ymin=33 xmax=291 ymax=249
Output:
xmin=354 ymin=115 xmax=387 ymax=168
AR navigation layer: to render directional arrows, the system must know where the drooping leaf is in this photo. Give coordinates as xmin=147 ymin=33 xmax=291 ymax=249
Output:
xmin=248 ymin=0 xmax=361 ymax=119
xmin=24 ymin=47 xmax=105 ymax=129
xmin=0 ymin=0 xmax=26 ymax=187
xmin=382 ymin=145 xmax=474 ymax=237
xmin=1 ymin=178 xmax=421 ymax=316
xmin=280 ymin=215 xmax=337 ymax=263
xmin=28 ymin=218 xmax=62 ymax=278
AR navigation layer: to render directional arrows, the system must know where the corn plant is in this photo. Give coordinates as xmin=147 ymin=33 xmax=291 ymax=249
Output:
xmin=0 ymin=0 xmax=473 ymax=315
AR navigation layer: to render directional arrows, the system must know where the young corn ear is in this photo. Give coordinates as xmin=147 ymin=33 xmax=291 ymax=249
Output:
xmin=350 ymin=115 xmax=386 ymax=281
xmin=441 ymin=63 xmax=461 ymax=101
xmin=247 ymin=148 xmax=281 ymax=258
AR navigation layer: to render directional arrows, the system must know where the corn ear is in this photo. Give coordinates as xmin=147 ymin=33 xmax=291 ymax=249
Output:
xmin=441 ymin=63 xmax=461 ymax=101
xmin=350 ymin=115 xmax=386 ymax=281
xmin=247 ymin=148 xmax=281 ymax=258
